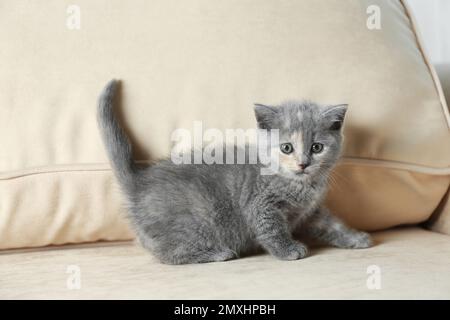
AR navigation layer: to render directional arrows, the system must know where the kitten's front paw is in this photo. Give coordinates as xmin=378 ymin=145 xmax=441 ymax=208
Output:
xmin=348 ymin=231 xmax=373 ymax=249
xmin=273 ymin=242 xmax=308 ymax=260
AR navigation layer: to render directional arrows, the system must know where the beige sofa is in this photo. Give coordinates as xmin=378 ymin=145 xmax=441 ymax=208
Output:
xmin=1 ymin=0 xmax=450 ymax=299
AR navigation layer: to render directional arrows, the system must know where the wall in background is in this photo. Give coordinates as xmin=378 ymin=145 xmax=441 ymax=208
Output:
xmin=407 ymin=0 xmax=450 ymax=64
xmin=407 ymin=0 xmax=450 ymax=105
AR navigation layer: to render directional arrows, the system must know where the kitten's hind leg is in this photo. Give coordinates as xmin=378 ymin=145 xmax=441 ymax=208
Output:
xmin=298 ymin=207 xmax=373 ymax=249
xmin=164 ymin=246 xmax=236 ymax=265
xmin=208 ymin=249 xmax=237 ymax=263
xmin=137 ymin=228 xmax=236 ymax=265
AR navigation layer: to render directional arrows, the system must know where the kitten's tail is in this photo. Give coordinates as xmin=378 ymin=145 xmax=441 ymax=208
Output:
xmin=97 ymin=79 xmax=137 ymax=191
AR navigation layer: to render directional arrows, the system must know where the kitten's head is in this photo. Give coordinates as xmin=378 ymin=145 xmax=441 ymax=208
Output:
xmin=254 ymin=101 xmax=347 ymax=180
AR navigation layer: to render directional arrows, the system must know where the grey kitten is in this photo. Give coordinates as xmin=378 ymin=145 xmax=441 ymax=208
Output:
xmin=97 ymin=80 xmax=373 ymax=264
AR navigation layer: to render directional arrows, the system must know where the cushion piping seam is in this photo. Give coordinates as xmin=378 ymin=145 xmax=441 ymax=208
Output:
xmin=1 ymin=157 xmax=450 ymax=180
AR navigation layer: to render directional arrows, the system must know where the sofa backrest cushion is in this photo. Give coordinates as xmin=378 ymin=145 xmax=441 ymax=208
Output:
xmin=1 ymin=0 xmax=449 ymax=249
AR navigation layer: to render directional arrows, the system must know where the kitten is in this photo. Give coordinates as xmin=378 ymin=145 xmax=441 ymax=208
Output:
xmin=97 ymin=80 xmax=373 ymax=264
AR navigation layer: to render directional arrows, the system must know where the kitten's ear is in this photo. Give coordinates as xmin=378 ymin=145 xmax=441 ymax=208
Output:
xmin=254 ymin=103 xmax=279 ymax=129
xmin=321 ymin=104 xmax=348 ymax=130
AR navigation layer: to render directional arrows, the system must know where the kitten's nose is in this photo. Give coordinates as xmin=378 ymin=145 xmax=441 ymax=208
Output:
xmin=298 ymin=163 xmax=309 ymax=170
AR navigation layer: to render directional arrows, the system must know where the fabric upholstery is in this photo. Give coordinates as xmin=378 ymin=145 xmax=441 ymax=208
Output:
xmin=1 ymin=227 xmax=449 ymax=299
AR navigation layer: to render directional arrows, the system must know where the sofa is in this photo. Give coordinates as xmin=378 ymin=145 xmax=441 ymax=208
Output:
xmin=1 ymin=0 xmax=449 ymax=299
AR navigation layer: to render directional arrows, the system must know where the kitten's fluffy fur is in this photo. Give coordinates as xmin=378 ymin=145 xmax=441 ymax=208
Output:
xmin=98 ymin=80 xmax=373 ymax=264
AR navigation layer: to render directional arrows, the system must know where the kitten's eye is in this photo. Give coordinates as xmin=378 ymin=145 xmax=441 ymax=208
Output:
xmin=280 ymin=143 xmax=294 ymax=154
xmin=311 ymin=143 xmax=324 ymax=154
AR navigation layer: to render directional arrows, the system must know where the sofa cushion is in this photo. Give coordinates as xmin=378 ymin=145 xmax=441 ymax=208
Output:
xmin=0 ymin=0 xmax=449 ymax=249
xmin=427 ymin=64 xmax=450 ymax=236
xmin=1 ymin=227 xmax=449 ymax=299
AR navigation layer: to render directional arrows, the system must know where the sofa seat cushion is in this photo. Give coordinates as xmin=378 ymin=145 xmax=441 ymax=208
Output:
xmin=1 ymin=227 xmax=449 ymax=299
